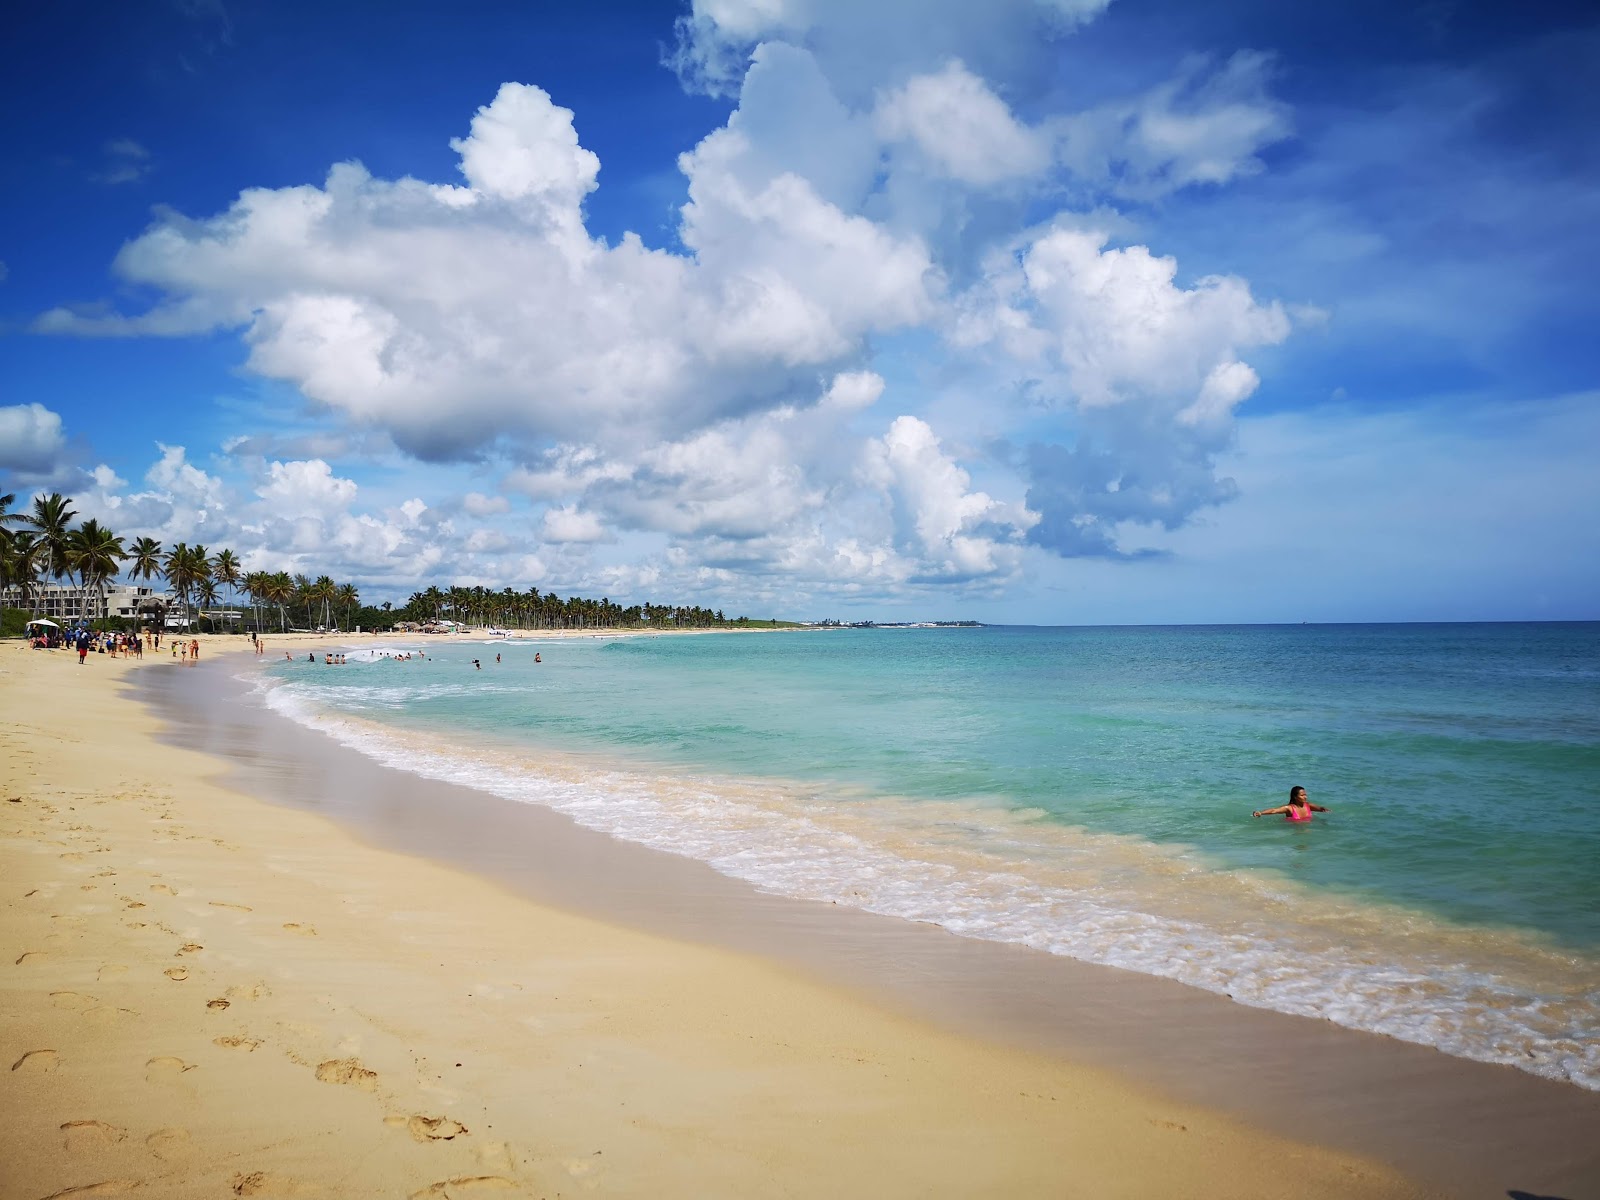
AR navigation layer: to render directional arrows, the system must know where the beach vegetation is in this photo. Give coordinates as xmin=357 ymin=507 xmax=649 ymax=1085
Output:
xmin=27 ymin=492 xmax=77 ymax=584
xmin=66 ymin=518 xmax=127 ymax=615
xmin=0 ymin=489 xmax=786 ymax=633
xmin=213 ymin=548 xmax=241 ymax=617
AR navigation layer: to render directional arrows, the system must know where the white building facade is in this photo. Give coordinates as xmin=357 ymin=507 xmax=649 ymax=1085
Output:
xmin=2 ymin=583 xmax=177 ymax=625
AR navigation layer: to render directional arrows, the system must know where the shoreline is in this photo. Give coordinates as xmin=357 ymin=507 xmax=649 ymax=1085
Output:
xmin=2 ymin=636 xmax=1595 ymax=1197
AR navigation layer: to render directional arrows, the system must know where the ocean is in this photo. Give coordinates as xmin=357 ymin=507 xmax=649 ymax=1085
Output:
xmin=253 ymin=622 xmax=1600 ymax=1089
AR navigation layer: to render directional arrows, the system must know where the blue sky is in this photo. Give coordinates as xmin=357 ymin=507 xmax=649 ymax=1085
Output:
xmin=2 ymin=0 xmax=1596 ymax=623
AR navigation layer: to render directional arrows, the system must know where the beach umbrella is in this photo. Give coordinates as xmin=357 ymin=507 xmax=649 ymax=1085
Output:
xmin=25 ymin=618 xmax=61 ymax=627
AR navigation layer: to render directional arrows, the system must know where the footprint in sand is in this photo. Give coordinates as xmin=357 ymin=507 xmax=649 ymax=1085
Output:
xmin=146 ymin=1127 xmax=194 ymax=1161
xmin=408 ymin=1178 xmax=517 ymax=1199
xmin=123 ymin=901 xmax=146 ymax=910
xmin=386 ymin=1114 xmax=469 ymax=1143
xmin=61 ymin=1120 xmax=129 ymax=1152
xmin=50 ymin=991 xmax=97 ymax=1011
xmin=145 ymin=1056 xmax=196 ymax=1084
xmin=11 ymin=1048 xmax=60 ymax=1073
xmin=314 ymin=1058 xmax=378 ymax=1090
xmin=15 ymin=950 xmax=48 ymax=965
xmin=564 ymin=1157 xmax=602 ymax=1179
xmin=177 ymin=942 xmax=204 ymax=956
xmin=97 ymin=964 xmax=128 ymax=981
xmin=163 ymin=966 xmax=189 ymax=982
xmin=209 ymin=901 xmax=252 ymax=912
xmin=282 ymin=923 xmax=317 ymax=937
xmin=230 ymin=1171 xmax=319 ymax=1196
xmin=207 ymin=998 xmax=231 ymax=1011
xmin=226 ymin=981 xmax=271 ymax=1001
xmin=214 ymin=1035 xmax=262 ymax=1052
xmin=150 ymin=884 xmax=177 ymax=895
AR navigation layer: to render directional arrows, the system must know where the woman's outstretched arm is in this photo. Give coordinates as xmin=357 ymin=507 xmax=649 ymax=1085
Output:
xmin=1252 ymin=805 xmax=1290 ymax=818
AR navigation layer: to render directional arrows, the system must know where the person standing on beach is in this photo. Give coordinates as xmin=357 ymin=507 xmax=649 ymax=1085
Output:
xmin=1254 ymin=787 xmax=1328 ymax=822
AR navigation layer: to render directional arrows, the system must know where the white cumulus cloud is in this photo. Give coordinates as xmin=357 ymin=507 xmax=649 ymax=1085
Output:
xmin=875 ymin=61 xmax=1048 ymax=186
xmin=541 ymin=505 xmax=610 ymax=544
xmin=0 ymin=403 xmax=68 ymax=474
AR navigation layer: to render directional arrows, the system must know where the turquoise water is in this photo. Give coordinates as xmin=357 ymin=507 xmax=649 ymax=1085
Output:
xmin=259 ymin=623 xmax=1600 ymax=1087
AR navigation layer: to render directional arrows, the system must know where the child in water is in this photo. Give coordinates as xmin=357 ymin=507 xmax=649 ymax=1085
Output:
xmin=1254 ymin=786 xmax=1328 ymax=822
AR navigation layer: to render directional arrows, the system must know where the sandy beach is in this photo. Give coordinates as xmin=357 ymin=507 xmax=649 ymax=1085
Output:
xmin=0 ymin=634 xmax=1576 ymax=1198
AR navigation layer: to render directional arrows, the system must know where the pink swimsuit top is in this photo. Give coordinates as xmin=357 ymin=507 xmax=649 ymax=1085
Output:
xmin=1285 ymin=804 xmax=1313 ymax=822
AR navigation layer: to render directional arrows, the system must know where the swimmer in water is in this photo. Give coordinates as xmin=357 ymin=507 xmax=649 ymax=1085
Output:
xmin=1253 ymin=786 xmax=1328 ymax=822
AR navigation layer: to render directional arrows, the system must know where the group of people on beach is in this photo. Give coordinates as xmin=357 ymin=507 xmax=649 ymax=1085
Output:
xmin=50 ymin=627 xmax=208 ymax=666
xmin=56 ymin=628 xmax=198 ymax=665
xmin=74 ymin=629 xmax=148 ymax=662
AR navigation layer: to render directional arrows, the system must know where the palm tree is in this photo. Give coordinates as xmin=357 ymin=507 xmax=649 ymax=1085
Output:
xmin=126 ymin=536 xmax=165 ymax=629
xmin=213 ymin=548 xmax=241 ymax=627
xmin=162 ymin=542 xmax=210 ymax=631
xmin=309 ymin=575 xmax=337 ymax=629
xmin=243 ymin=570 xmax=268 ymax=634
xmin=28 ymin=493 xmax=77 ymax=584
xmin=337 ymin=582 xmax=359 ymax=629
xmin=129 ymin=536 xmax=163 ymax=585
xmin=263 ymin=572 xmax=294 ymax=632
xmin=291 ymin=574 xmax=313 ymax=629
xmin=0 ymin=492 xmax=28 ymax=556
xmin=195 ymin=577 xmax=220 ymax=631
xmin=67 ymin=519 xmax=126 ymax=619
xmin=0 ymin=531 xmax=45 ymax=611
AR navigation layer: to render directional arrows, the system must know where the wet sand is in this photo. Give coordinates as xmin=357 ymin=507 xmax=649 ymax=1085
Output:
xmin=3 ymin=634 xmax=1595 ymax=1197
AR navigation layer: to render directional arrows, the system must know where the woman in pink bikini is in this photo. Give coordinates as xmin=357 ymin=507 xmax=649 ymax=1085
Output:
xmin=1253 ymin=786 xmax=1328 ymax=821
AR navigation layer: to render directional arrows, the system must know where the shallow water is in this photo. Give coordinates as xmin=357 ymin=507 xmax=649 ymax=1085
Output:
xmin=257 ymin=623 xmax=1600 ymax=1088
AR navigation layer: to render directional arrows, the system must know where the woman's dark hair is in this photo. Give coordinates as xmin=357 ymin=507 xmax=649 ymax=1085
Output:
xmin=1289 ymin=786 xmax=1307 ymax=803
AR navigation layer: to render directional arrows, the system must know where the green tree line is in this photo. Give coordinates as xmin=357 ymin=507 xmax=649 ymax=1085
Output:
xmin=392 ymin=585 xmax=754 ymax=630
xmin=1 ymin=491 xmax=769 ymax=634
